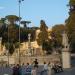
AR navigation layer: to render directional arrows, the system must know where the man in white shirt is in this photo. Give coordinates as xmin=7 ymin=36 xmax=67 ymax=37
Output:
xmin=41 ymin=62 xmax=48 ymax=75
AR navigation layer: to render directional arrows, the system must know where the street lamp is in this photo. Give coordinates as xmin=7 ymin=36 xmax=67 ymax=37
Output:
xmin=18 ymin=0 xmax=24 ymax=64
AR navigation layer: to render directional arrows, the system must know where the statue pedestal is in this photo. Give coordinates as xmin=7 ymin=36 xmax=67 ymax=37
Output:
xmin=62 ymin=49 xmax=71 ymax=68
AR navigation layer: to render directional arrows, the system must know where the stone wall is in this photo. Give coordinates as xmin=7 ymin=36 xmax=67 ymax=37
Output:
xmin=0 ymin=54 xmax=61 ymax=65
xmin=20 ymin=55 xmax=60 ymax=65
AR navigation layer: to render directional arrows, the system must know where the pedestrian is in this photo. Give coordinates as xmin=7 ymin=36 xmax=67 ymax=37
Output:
xmin=31 ymin=66 xmax=37 ymax=75
xmin=12 ymin=64 xmax=21 ymax=75
xmin=48 ymin=62 xmax=52 ymax=75
xmin=25 ymin=63 xmax=32 ymax=75
xmin=33 ymin=59 xmax=39 ymax=68
xmin=41 ymin=62 xmax=48 ymax=75
xmin=43 ymin=62 xmax=48 ymax=70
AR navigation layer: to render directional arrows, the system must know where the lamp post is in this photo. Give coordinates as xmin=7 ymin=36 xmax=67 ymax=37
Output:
xmin=18 ymin=0 xmax=24 ymax=64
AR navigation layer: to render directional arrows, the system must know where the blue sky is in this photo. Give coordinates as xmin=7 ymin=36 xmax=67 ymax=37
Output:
xmin=0 ymin=0 xmax=69 ymax=27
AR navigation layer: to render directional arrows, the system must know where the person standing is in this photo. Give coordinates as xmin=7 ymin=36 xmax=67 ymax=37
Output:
xmin=48 ymin=62 xmax=52 ymax=75
xmin=41 ymin=62 xmax=48 ymax=75
xmin=31 ymin=66 xmax=37 ymax=75
xmin=12 ymin=64 xmax=21 ymax=75
xmin=33 ymin=59 xmax=39 ymax=68
xmin=25 ymin=63 xmax=32 ymax=75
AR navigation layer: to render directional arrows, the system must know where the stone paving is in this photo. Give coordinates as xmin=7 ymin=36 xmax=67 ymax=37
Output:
xmin=55 ymin=67 xmax=75 ymax=75
xmin=0 ymin=66 xmax=75 ymax=75
xmin=0 ymin=65 xmax=43 ymax=75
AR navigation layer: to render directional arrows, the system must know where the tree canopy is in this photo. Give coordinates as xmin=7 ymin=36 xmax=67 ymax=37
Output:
xmin=66 ymin=0 xmax=75 ymax=52
xmin=37 ymin=20 xmax=48 ymax=46
xmin=69 ymin=0 xmax=75 ymax=5
xmin=0 ymin=15 xmax=36 ymax=55
xmin=51 ymin=24 xmax=65 ymax=48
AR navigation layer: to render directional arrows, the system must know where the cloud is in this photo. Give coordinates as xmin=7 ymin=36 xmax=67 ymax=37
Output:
xmin=0 ymin=6 xmax=5 ymax=9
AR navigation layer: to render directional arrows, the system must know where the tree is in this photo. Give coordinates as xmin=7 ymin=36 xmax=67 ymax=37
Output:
xmin=20 ymin=28 xmax=36 ymax=42
xmin=51 ymin=24 xmax=65 ymax=50
xmin=5 ymin=42 xmax=15 ymax=54
xmin=0 ymin=18 xmax=6 ymax=37
xmin=21 ymin=20 xmax=31 ymax=29
xmin=69 ymin=0 xmax=75 ymax=13
xmin=37 ymin=20 xmax=48 ymax=51
xmin=5 ymin=15 xmax=19 ymax=24
xmin=69 ymin=0 xmax=75 ymax=5
xmin=37 ymin=20 xmax=48 ymax=45
xmin=2 ymin=15 xmax=20 ymax=54
xmin=5 ymin=15 xmax=19 ymax=43
xmin=0 ymin=15 xmax=36 ymax=55
xmin=42 ymin=39 xmax=53 ymax=54
xmin=0 ymin=18 xmax=6 ymax=26
xmin=66 ymin=0 xmax=75 ymax=52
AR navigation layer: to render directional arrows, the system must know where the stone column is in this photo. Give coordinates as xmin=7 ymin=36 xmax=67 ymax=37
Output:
xmin=62 ymin=32 xmax=71 ymax=68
